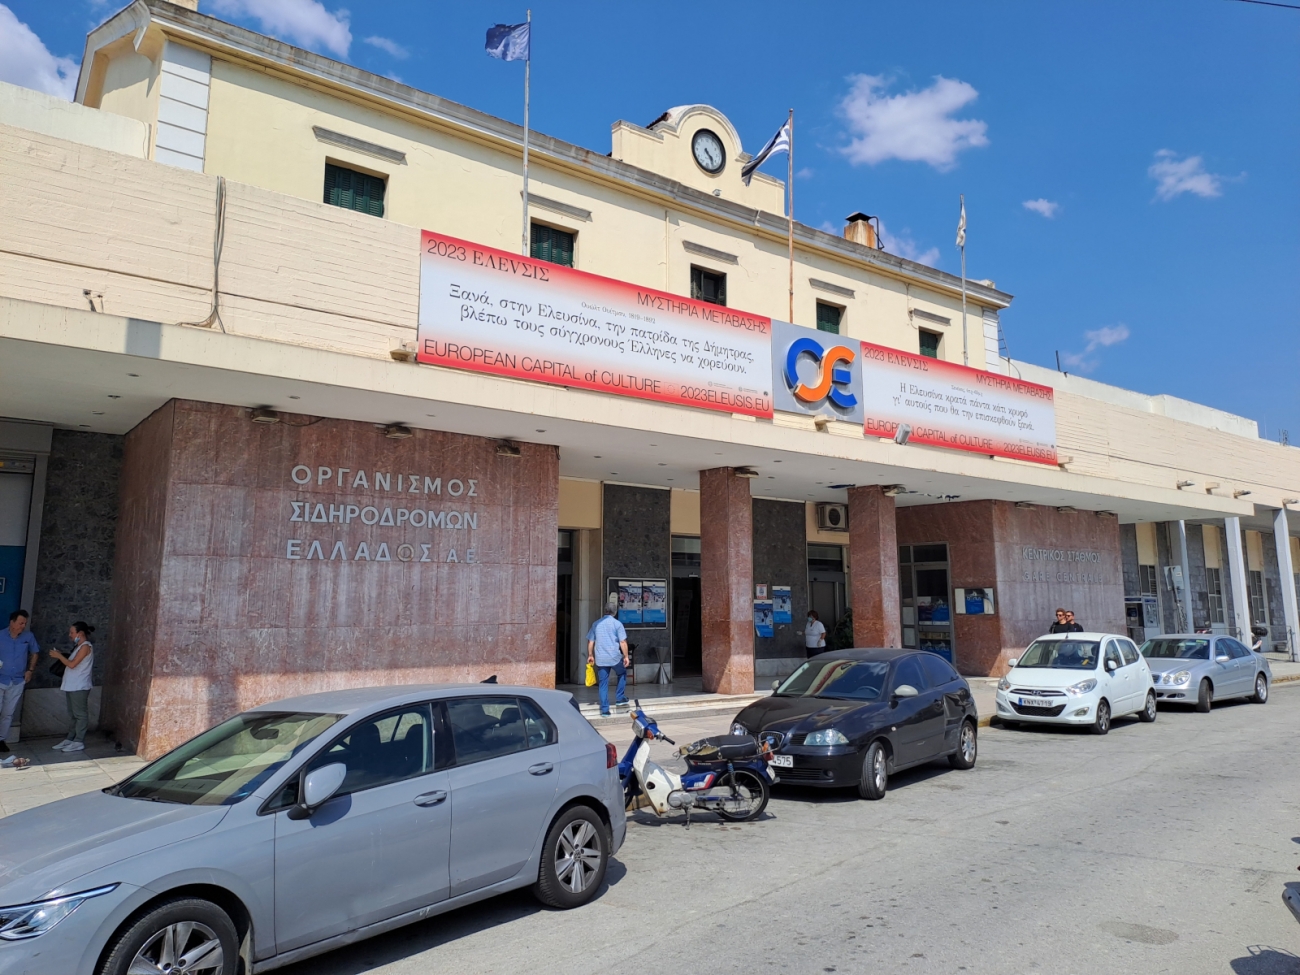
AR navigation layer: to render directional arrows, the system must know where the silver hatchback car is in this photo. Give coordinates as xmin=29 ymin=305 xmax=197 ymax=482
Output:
xmin=0 ymin=684 xmax=624 ymax=975
xmin=1142 ymin=634 xmax=1271 ymax=711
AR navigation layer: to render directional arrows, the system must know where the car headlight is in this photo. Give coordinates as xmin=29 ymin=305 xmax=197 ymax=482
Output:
xmin=0 ymin=884 xmax=118 ymax=940
xmin=1170 ymin=671 xmax=1191 ymax=685
xmin=803 ymin=729 xmax=850 ymax=746
xmin=1066 ymin=678 xmax=1098 ymax=696
xmin=729 ymin=722 xmax=748 ymax=736
xmin=997 ymin=677 xmax=1011 ymax=691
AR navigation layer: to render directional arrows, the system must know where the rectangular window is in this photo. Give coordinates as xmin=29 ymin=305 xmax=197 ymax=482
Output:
xmin=816 ymin=301 xmax=843 ymax=334
xmin=1138 ymin=564 xmax=1158 ymax=597
xmin=919 ymin=330 xmax=941 ymax=358
xmin=530 ymin=223 xmax=574 ymax=267
xmin=690 ymin=266 xmax=726 ymax=306
xmin=1247 ymin=570 xmax=1267 ymax=624
xmin=323 ymin=162 xmax=385 ymax=217
xmin=1205 ymin=567 xmax=1225 ymax=624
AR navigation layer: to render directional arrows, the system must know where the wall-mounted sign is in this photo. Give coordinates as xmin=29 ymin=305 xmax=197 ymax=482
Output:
xmin=955 ymin=588 xmax=995 ymax=615
xmin=754 ymin=600 xmax=774 ymax=638
xmin=771 ymin=320 xmax=864 ymax=423
xmin=418 ymin=231 xmax=774 ymax=417
xmin=772 ymin=586 xmax=792 ymax=624
xmin=755 ymin=583 xmax=768 ymax=598
xmin=609 ymin=579 xmax=668 ymax=628
xmin=858 ymin=342 xmax=1057 ymax=464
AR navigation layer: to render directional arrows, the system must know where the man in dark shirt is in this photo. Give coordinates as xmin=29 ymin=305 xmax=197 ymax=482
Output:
xmin=1048 ymin=608 xmax=1072 ymax=633
xmin=1064 ymin=610 xmax=1084 ymax=632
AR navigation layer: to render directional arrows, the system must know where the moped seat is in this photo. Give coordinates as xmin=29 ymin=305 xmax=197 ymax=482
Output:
xmin=683 ymin=734 xmax=760 ymax=763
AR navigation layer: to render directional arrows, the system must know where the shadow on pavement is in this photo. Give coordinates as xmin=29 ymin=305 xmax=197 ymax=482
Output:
xmin=1229 ymin=945 xmax=1300 ymax=974
xmin=275 ymin=859 xmax=628 ymax=975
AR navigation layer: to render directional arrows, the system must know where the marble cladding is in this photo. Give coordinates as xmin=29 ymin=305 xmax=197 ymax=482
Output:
xmin=29 ymin=430 xmax=123 ymax=689
xmin=104 ymin=400 xmax=559 ymax=758
xmin=699 ymin=468 xmax=754 ymax=695
xmin=848 ymin=486 xmax=902 ymax=648
xmin=751 ymin=499 xmax=807 ymax=661
xmin=601 ymin=484 xmax=670 ymax=666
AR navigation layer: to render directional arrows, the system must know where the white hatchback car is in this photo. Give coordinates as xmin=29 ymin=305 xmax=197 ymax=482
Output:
xmin=996 ymin=632 xmax=1156 ymax=734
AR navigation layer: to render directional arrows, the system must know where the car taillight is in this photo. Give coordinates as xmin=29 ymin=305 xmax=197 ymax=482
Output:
xmin=606 ymin=743 xmax=618 ymax=768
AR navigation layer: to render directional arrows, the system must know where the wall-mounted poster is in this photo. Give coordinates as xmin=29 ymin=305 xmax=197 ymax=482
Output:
xmin=754 ymin=600 xmax=774 ymax=638
xmin=772 ymin=586 xmax=792 ymax=624
xmin=955 ymin=588 xmax=995 ymax=615
xmin=617 ymin=580 xmax=643 ymax=625
xmin=755 ymin=584 xmax=768 ymax=599
xmin=642 ymin=580 xmax=667 ymax=625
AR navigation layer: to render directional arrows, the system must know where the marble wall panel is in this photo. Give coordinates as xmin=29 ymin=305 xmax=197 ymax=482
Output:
xmin=602 ymin=484 xmax=671 ymax=666
xmin=751 ymin=499 xmax=808 ymax=661
xmin=699 ymin=469 xmax=754 ymax=695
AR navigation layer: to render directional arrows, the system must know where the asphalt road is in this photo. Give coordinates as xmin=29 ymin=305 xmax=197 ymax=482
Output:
xmin=282 ymin=686 xmax=1300 ymax=975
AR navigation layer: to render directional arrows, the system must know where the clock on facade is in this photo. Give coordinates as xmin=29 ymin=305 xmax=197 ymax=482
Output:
xmin=692 ymin=129 xmax=725 ymax=174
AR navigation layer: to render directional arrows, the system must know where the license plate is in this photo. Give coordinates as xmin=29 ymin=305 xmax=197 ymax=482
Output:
xmin=1019 ymin=697 xmax=1054 ymax=708
xmin=769 ymin=754 xmax=793 ymax=768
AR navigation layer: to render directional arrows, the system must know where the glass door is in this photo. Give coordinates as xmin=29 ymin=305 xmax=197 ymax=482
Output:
xmin=899 ymin=543 xmax=954 ymax=664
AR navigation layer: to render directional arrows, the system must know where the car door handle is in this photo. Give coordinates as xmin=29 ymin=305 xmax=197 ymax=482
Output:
xmin=413 ymin=790 xmax=447 ymax=807
xmin=528 ymin=762 xmax=554 ymax=775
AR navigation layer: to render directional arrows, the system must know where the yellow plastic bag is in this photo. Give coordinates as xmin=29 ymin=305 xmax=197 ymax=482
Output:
xmin=585 ymin=662 xmax=597 ymax=687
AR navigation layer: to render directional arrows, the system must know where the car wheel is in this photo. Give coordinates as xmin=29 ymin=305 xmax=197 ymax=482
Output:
xmin=858 ymin=740 xmax=888 ymax=800
xmin=948 ymin=719 xmax=978 ymax=770
xmin=1195 ymin=679 xmax=1212 ymax=713
xmin=533 ymin=806 xmax=608 ymax=909
xmin=98 ymin=897 xmax=236 ymax=975
xmin=1138 ymin=690 xmax=1157 ymax=723
xmin=1250 ymin=673 xmax=1268 ymax=704
xmin=1091 ymin=699 xmax=1111 ymax=735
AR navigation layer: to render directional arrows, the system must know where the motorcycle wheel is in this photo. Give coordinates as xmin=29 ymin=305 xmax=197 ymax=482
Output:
xmin=714 ymin=769 xmax=769 ymax=822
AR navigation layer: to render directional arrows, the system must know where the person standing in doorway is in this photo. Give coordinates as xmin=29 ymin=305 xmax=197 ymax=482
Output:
xmin=49 ymin=622 xmax=94 ymax=753
xmin=587 ymin=601 xmax=629 ymax=716
xmin=804 ymin=610 xmax=827 ymax=655
xmin=1064 ymin=610 xmax=1084 ymax=632
xmin=0 ymin=611 xmax=39 ymax=754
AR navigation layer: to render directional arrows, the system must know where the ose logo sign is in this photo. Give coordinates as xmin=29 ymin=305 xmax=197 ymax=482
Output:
xmin=771 ymin=321 xmax=865 ymax=422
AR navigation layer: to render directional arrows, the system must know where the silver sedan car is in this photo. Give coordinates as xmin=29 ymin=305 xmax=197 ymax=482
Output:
xmin=0 ymin=684 xmax=624 ymax=975
xmin=1141 ymin=634 xmax=1272 ymax=711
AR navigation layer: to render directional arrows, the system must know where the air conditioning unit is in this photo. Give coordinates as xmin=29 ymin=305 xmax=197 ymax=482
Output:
xmin=816 ymin=502 xmax=849 ymax=532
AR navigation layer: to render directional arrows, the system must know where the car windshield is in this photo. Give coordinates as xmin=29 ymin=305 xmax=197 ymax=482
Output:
xmin=775 ymin=660 xmax=890 ymax=701
xmin=1141 ymin=638 xmax=1210 ymax=660
xmin=1017 ymin=639 xmax=1100 ymax=670
xmin=109 ymin=711 xmax=341 ymax=806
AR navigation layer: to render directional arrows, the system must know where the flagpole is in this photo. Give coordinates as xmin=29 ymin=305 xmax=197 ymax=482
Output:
xmin=787 ymin=108 xmax=794 ymax=323
xmin=960 ymin=193 xmax=968 ymax=367
xmin=520 ymin=9 xmax=531 ymax=256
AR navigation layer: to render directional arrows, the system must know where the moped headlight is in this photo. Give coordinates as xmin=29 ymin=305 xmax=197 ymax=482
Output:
xmin=1170 ymin=671 xmax=1191 ymax=685
xmin=0 ymin=884 xmax=118 ymax=940
xmin=803 ymin=729 xmax=849 ymax=746
xmin=997 ymin=677 xmax=1011 ymax=691
xmin=1066 ymin=678 xmax=1098 ymax=696
xmin=730 ymin=722 xmax=748 ymax=736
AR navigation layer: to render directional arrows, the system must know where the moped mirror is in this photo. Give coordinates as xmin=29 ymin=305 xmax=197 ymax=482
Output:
xmin=1007 ymin=658 xmax=1019 ymax=669
xmin=892 ymin=684 xmax=919 ymax=699
xmin=1105 ymin=659 xmax=1117 ymax=672
xmin=287 ymin=762 xmax=346 ymax=820
xmin=1215 ymin=655 xmax=1230 ymax=663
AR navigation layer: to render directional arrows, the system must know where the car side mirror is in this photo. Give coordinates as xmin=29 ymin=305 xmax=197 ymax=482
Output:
xmin=287 ymin=762 xmax=346 ymax=820
xmin=892 ymin=684 xmax=919 ymax=699
xmin=772 ymin=680 xmax=781 ymax=691
xmin=1215 ymin=654 xmax=1230 ymax=663
xmin=1007 ymin=658 xmax=1019 ymax=669
xmin=1105 ymin=659 xmax=1117 ymax=672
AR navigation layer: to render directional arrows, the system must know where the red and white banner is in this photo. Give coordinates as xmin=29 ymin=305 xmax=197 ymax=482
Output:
xmin=417 ymin=231 xmax=773 ymax=418
xmin=858 ymin=342 xmax=1057 ymax=464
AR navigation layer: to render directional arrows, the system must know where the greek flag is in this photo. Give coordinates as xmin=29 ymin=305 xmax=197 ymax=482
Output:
xmin=956 ymin=195 xmax=966 ymax=248
xmin=741 ymin=118 xmax=791 ymax=185
xmin=485 ymin=22 xmax=530 ymax=61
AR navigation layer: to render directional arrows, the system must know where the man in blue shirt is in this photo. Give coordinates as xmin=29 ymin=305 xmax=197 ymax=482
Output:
xmin=587 ymin=603 xmax=630 ymax=716
xmin=0 ymin=611 xmax=39 ymax=754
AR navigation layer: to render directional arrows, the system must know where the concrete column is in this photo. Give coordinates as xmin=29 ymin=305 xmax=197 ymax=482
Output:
xmin=848 ymin=485 xmax=902 ymax=648
xmin=1273 ymin=508 xmax=1299 ymax=661
xmin=1224 ymin=516 xmax=1251 ymax=641
xmin=699 ymin=468 xmax=754 ymax=694
xmin=1176 ymin=521 xmax=1194 ymax=632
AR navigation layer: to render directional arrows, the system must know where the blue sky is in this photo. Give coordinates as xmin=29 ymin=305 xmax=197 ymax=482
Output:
xmin=4 ymin=0 xmax=1298 ymax=439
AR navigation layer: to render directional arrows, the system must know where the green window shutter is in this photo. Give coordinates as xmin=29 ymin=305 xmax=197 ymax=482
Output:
xmin=530 ymin=224 xmax=574 ymax=267
xmin=919 ymin=330 xmax=940 ymax=358
xmin=324 ymin=163 xmax=385 ymax=218
xmin=816 ymin=302 xmax=842 ymax=334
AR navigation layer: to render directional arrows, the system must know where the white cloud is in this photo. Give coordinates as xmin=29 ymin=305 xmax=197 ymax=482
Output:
xmin=1148 ymin=149 xmax=1222 ymax=201
xmin=1022 ymin=198 xmax=1059 ymax=218
xmin=838 ymin=73 xmax=988 ymax=171
xmin=0 ymin=4 xmax=78 ymax=99
xmin=364 ymin=35 xmax=408 ymax=59
xmin=209 ymin=0 xmax=351 ymax=57
xmin=795 ymin=167 xmax=814 ymax=179
xmin=879 ymin=220 xmax=940 ymax=267
xmin=1060 ymin=323 xmax=1130 ymax=373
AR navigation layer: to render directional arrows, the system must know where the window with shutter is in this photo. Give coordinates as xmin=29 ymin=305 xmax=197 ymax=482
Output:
xmin=530 ymin=223 xmax=575 ymax=267
xmin=690 ymin=266 xmax=726 ymax=306
xmin=323 ymin=163 xmax=385 ymax=217
xmin=919 ymin=329 xmax=940 ymax=358
xmin=816 ymin=302 xmax=842 ymax=334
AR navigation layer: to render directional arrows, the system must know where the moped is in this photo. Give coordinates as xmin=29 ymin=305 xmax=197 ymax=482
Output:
xmin=618 ymin=701 xmax=776 ymax=826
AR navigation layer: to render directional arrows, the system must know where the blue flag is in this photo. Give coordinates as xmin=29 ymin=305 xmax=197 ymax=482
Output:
xmin=485 ymin=22 xmax=530 ymax=61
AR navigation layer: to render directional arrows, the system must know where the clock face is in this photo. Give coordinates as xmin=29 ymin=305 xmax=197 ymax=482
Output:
xmin=692 ymin=130 xmax=725 ymax=174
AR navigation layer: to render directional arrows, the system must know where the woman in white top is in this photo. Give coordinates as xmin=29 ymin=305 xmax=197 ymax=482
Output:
xmin=49 ymin=622 xmax=94 ymax=753
xmin=804 ymin=610 xmax=827 ymax=655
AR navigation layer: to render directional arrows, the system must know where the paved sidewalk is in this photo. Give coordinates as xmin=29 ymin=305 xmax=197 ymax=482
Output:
xmin=0 ymin=734 xmax=146 ymax=817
